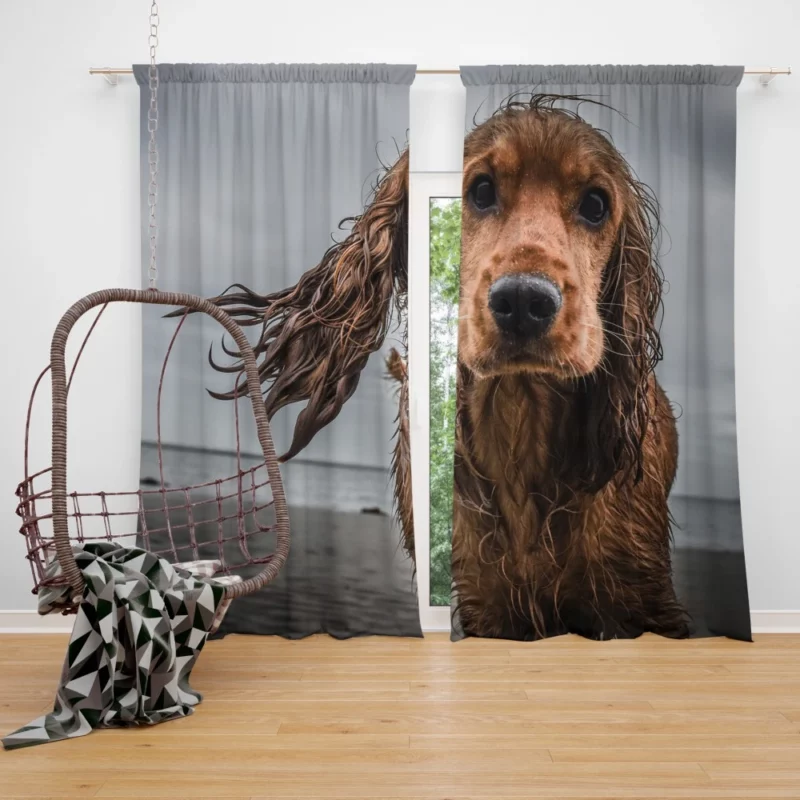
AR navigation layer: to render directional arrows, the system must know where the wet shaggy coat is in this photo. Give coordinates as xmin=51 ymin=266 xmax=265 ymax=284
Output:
xmin=206 ymin=97 xmax=690 ymax=641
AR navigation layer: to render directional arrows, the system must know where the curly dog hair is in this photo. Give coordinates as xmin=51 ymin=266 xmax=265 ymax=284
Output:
xmin=205 ymin=95 xmax=690 ymax=641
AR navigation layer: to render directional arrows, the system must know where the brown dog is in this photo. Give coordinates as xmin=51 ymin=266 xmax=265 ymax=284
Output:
xmin=209 ymin=95 xmax=690 ymax=641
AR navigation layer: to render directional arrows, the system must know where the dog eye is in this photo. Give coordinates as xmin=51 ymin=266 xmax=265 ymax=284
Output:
xmin=578 ymin=189 xmax=610 ymax=226
xmin=469 ymin=176 xmax=497 ymax=211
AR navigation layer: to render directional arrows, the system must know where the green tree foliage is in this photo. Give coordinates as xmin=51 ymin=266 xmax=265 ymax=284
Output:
xmin=430 ymin=200 xmax=462 ymax=306
xmin=429 ymin=199 xmax=461 ymax=605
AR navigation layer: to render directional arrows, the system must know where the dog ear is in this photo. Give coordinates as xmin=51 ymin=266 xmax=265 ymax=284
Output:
xmin=577 ymin=179 xmax=664 ymax=490
xmin=207 ymin=150 xmax=409 ymax=461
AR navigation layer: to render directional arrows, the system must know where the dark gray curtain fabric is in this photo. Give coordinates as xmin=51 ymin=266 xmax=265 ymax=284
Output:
xmin=135 ymin=63 xmax=421 ymax=638
xmin=457 ymin=65 xmax=749 ymax=640
xmin=461 ymin=65 xmax=744 ymax=87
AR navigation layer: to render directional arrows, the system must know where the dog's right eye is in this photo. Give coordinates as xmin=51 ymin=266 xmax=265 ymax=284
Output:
xmin=469 ymin=176 xmax=497 ymax=211
xmin=577 ymin=189 xmax=610 ymax=227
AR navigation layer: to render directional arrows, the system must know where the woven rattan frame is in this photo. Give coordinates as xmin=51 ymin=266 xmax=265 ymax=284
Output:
xmin=44 ymin=288 xmax=289 ymax=607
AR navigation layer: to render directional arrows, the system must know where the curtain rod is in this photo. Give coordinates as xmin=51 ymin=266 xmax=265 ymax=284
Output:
xmin=90 ymin=66 xmax=791 ymax=78
xmin=89 ymin=66 xmax=791 ymax=87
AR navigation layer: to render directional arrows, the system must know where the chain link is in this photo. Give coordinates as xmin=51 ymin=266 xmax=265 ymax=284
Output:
xmin=147 ymin=1 xmax=160 ymax=289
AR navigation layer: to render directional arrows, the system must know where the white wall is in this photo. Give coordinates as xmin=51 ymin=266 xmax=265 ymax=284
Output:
xmin=1 ymin=0 xmax=797 ymax=618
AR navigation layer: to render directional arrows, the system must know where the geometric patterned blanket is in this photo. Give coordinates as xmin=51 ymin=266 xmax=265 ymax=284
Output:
xmin=2 ymin=542 xmax=236 ymax=750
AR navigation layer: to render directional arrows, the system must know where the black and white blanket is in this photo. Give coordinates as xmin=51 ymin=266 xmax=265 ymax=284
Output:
xmin=2 ymin=542 xmax=238 ymax=750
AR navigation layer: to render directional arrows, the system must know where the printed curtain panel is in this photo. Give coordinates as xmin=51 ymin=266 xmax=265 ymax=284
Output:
xmin=431 ymin=65 xmax=751 ymax=642
xmin=134 ymin=64 xmax=421 ymax=638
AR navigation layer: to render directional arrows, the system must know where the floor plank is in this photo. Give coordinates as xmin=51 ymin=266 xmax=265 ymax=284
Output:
xmin=0 ymin=633 xmax=798 ymax=798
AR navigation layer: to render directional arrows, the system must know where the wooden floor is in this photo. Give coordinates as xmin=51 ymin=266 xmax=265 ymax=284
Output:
xmin=1 ymin=633 xmax=800 ymax=798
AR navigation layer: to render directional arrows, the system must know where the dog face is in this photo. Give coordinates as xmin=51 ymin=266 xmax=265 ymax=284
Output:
xmin=459 ymin=107 xmax=643 ymax=380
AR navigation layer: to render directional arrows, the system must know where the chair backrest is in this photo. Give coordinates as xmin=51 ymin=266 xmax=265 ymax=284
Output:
xmin=27 ymin=287 xmax=289 ymax=607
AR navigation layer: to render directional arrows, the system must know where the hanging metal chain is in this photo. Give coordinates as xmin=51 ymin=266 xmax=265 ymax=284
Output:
xmin=147 ymin=1 xmax=160 ymax=289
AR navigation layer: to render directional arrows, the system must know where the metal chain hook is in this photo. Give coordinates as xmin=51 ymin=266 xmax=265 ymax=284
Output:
xmin=147 ymin=1 xmax=159 ymax=290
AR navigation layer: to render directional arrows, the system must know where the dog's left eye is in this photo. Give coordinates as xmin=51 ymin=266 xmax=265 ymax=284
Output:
xmin=469 ymin=176 xmax=497 ymax=211
xmin=578 ymin=189 xmax=610 ymax=226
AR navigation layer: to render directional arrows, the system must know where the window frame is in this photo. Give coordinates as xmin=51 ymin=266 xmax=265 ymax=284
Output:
xmin=408 ymin=170 xmax=462 ymax=632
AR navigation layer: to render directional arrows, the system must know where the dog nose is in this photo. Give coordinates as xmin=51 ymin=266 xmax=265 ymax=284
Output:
xmin=488 ymin=274 xmax=562 ymax=339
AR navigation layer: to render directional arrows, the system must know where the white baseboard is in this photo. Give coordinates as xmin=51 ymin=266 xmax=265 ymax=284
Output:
xmin=749 ymin=611 xmax=800 ymax=634
xmin=1 ymin=610 xmax=799 ymax=635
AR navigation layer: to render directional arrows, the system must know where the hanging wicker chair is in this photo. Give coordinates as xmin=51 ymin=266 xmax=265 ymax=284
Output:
xmin=16 ymin=288 xmax=290 ymax=612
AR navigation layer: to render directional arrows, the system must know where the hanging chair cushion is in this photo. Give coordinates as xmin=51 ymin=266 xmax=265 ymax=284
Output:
xmin=2 ymin=542 xmax=232 ymax=750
